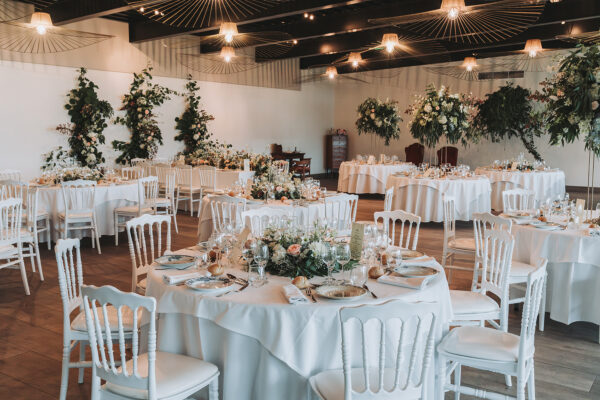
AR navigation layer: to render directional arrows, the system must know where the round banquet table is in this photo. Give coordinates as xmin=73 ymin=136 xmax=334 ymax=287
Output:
xmin=197 ymin=195 xmax=328 ymax=242
xmin=145 ymin=249 xmax=453 ymax=400
xmin=35 ymin=182 xmax=139 ymax=242
xmin=511 ymin=216 xmax=600 ymax=328
xmin=385 ymin=175 xmax=491 ymax=222
xmin=191 ymin=168 xmax=255 ymax=190
xmin=337 ymin=161 xmax=415 ymax=194
xmin=474 ymin=168 xmax=565 ymax=211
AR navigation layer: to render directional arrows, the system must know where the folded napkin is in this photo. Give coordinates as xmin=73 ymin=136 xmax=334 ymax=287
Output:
xmin=499 ymin=214 xmax=533 ymax=225
xmin=281 ymin=284 xmax=309 ymax=304
xmin=400 ymin=256 xmax=436 ymax=267
xmin=164 ymin=248 xmax=201 ymax=257
xmin=162 ymin=270 xmax=210 ymax=285
xmin=377 ymin=274 xmax=434 ymax=290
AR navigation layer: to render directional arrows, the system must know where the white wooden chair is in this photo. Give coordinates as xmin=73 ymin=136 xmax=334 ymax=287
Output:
xmin=0 ymin=169 xmax=21 ymax=181
xmin=154 ymin=171 xmax=178 ymax=233
xmin=242 ymin=207 xmax=298 ymax=237
xmin=81 ymin=285 xmax=220 ymax=400
xmin=197 ymin=165 xmax=217 ymax=196
xmin=438 ymin=259 xmax=547 ymax=400
xmin=130 ymin=158 xmax=146 ymax=166
xmin=0 ymin=179 xmax=28 ymax=202
xmin=502 ymin=188 xmax=536 ymax=213
xmin=59 ymin=180 xmax=102 ymax=254
xmin=309 ymin=299 xmax=438 ymax=400
xmin=176 ymin=166 xmax=203 ymax=216
xmin=374 ymin=210 xmax=421 ymax=250
xmin=383 ymin=187 xmax=394 ymax=211
xmin=114 ymin=176 xmax=158 ymax=246
xmin=121 ymin=166 xmax=145 ymax=180
xmin=55 ymin=238 xmax=136 ymax=400
xmin=21 ymin=187 xmax=44 ymax=280
xmin=26 ymin=185 xmax=51 ymax=250
xmin=126 ymin=214 xmax=171 ymax=294
xmin=442 ymin=195 xmax=477 ymax=283
xmin=210 ymin=195 xmax=247 ymax=235
xmin=471 ymin=212 xmax=512 ymax=292
xmin=323 ymin=193 xmax=358 ymax=235
xmin=0 ymin=198 xmax=29 ymax=295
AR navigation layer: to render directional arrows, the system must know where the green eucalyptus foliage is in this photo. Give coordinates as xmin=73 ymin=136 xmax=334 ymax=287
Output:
xmin=174 ymin=76 xmax=216 ymax=155
xmin=472 ymin=83 xmax=544 ymax=161
xmin=112 ymin=67 xmax=176 ymax=164
xmin=56 ymin=68 xmax=113 ymax=168
xmin=355 ymin=97 xmax=402 ymax=145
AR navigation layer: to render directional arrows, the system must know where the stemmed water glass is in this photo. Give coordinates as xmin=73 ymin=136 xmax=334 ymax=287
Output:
xmin=335 ymin=243 xmax=351 ymax=282
xmin=251 ymin=242 xmax=269 ymax=287
xmin=321 ymin=243 xmax=337 ymax=285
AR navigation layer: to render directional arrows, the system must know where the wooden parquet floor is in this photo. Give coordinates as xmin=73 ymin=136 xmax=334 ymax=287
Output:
xmin=0 ymin=191 xmax=598 ymax=399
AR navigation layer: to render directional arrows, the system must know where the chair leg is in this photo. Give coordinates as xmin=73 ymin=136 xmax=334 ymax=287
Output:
xmin=34 ymin=239 xmax=43 ymax=281
xmin=60 ymin=343 xmax=70 ymax=400
xmin=18 ymin=252 xmax=30 ymax=295
xmin=114 ymin=212 xmax=119 ymax=246
xmin=505 ymin=374 xmax=512 ymax=388
xmin=93 ymin=217 xmax=102 ymax=254
xmin=78 ymin=341 xmax=86 ymax=383
xmin=208 ymin=376 xmax=219 ymax=400
xmin=437 ymin=354 xmax=446 ymax=400
xmin=527 ymin=365 xmax=536 ymax=400
xmin=539 ymin=274 xmax=547 ymax=331
xmin=28 ymin=244 xmax=36 ymax=272
xmin=516 ymin=376 xmax=526 ymax=400
xmin=46 ymin=218 xmax=51 ymax=250
xmin=470 ymin=259 xmax=480 ymax=292
xmin=454 ymin=363 xmax=461 ymax=400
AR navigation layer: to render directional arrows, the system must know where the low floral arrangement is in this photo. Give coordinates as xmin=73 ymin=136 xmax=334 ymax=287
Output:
xmin=493 ymin=160 xmax=535 ymax=172
xmin=328 ymin=128 xmax=348 ymax=136
xmin=187 ymin=147 xmax=272 ymax=176
xmin=406 ymin=84 xmax=477 ymax=148
xmin=263 ymin=223 xmax=336 ymax=278
xmin=39 ymin=166 xmax=103 ymax=184
xmin=355 ymin=98 xmax=402 ymax=145
xmin=250 ymin=169 xmax=300 ymax=200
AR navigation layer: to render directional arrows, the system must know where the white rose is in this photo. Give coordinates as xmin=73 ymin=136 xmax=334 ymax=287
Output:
xmin=86 ymin=154 xmax=96 ymax=164
xmin=370 ymin=113 xmax=375 ymax=119
xmin=438 ymin=115 xmax=448 ymax=124
xmin=193 ymin=134 xmax=200 ymax=140
xmin=272 ymin=244 xmax=287 ymax=263
xmin=423 ymin=104 xmax=432 ymax=113
xmin=308 ymin=242 xmax=327 ymax=257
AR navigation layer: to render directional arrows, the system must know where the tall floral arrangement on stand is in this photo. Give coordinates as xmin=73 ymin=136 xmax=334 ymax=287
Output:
xmin=174 ymin=76 xmax=216 ymax=155
xmin=355 ymin=98 xmax=402 ymax=145
xmin=112 ymin=67 xmax=175 ymax=164
xmin=56 ymin=68 xmax=113 ymax=168
xmin=406 ymin=84 xmax=477 ymax=148
xmin=472 ymin=83 xmax=544 ymax=161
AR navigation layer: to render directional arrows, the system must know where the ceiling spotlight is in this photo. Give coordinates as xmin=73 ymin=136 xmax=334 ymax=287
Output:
xmin=30 ymin=12 xmax=52 ymax=35
xmin=220 ymin=46 xmax=235 ymax=63
xmin=348 ymin=52 xmax=362 ymax=68
xmin=219 ymin=22 xmax=238 ymax=43
xmin=292 ymin=39 xmax=298 ymax=44
xmin=561 ymin=21 xmax=565 ymax=25
xmin=304 ymin=13 xmax=308 ymax=18
xmin=441 ymin=0 xmax=466 ymax=21
xmin=139 ymin=7 xmax=145 ymax=12
xmin=154 ymin=9 xmax=160 ymax=15
xmin=326 ymin=66 xmax=338 ymax=79
xmin=309 ymin=14 xmax=314 ymax=20
xmin=524 ymin=38 xmax=543 ymax=58
xmin=462 ymin=56 xmax=478 ymax=72
xmin=381 ymin=33 xmax=399 ymax=53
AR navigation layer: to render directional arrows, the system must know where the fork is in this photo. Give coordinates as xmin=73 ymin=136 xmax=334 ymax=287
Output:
xmin=305 ymin=286 xmax=317 ymax=303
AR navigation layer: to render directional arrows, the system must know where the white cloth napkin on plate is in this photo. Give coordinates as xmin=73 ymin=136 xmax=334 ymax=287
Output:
xmin=164 ymin=248 xmax=201 ymax=257
xmin=499 ymin=214 xmax=532 ymax=225
xmin=281 ymin=284 xmax=309 ymax=304
xmin=401 ymin=256 xmax=436 ymax=267
xmin=377 ymin=274 xmax=434 ymax=290
xmin=162 ymin=270 xmax=210 ymax=285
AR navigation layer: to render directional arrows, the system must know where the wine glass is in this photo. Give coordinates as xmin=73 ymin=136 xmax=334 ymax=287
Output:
xmin=335 ymin=243 xmax=351 ymax=282
xmin=321 ymin=244 xmax=337 ymax=285
xmin=251 ymin=242 xmax=269 ymax=287
xmin=350 ymin=264 xmax=368 ymax=287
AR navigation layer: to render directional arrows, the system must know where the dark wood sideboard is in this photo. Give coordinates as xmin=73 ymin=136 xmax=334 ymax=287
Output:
xmin=325 ymin=134 xmax=348 ymax=174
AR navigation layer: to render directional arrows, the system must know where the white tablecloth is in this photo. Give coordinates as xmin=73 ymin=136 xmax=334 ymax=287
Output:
xmin=36 ymin=182 xmax=139 ymax=242
xmin=146 ymin=252 xmax=452 ymax=400
xmin=337 ymin=162 xmax=415 ymax=194
xmin=385 ymin=175 xmax=491 ymax=222
xmin=474 ymin=168 xmax=565 ymax=211
xmin=512 ymin=220 xmax=600 ymax=326
xmin=197 ymin=195 xmax=327 ymax=242
xmin=190 ymin=168 xmax=255 ymax=190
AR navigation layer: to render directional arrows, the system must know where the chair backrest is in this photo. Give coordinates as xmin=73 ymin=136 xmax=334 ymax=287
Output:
xmin=138 ymin=176 xmax=159 ymax=212
xmin=480 ymin=229 xmax=514 ymax=325
xmin=374 ymin=210 xmax=421 ymax=250
xmin=324 ymin=194 xmax=358 ymax=233
xmin=122 ymin=166 xmax=145 ymax=180
xmin=25 ymin=186 xmax=40 ymax=229
xmin=82 ymin=285 xmax=156 ymax=399
xmin=130 ymin=158 xmax=147 ymax=166
xmin=339 ymin=300 xmax=438 ymax=400
xmin=155 ymin=166 xmax=174 ymax=187
xmin=384 ymin=187 xmax=394 ymax=212
xmin=0 ymin=169 xmax=21 ymax=181
xmin=176 ymin=165 xmax=193 ymax=188
xmin=436 ymin=146 xmax=458 ymax=166
xmin=473 ymin=213 xmax=512 ymax=259
xmin=210 ymin=195 xmax=247 ymax=234
xmin=272 ymin=160 xmax=289 ymax=174
xmin=163 ymin=172 xmax=177 ymax=202
xmin=442 ymin=195 xmax=456 ymax=243
xmin=0 ymin=179 xmax=28 ymax=203
xmin=126 ymin=214 xmax=171 ymax=292
xmin=55 ymin=238 xmax=84 ymax=323
xmin=405 ymin=143 xmax=424 ymax=166
xmin=242 ymin=207 xmax=296 ymax=237
xmin=197 ymin=165 xmax=217 ymax=191
xmin=0 ymin=197 xmax=22 ymax=246
xmin=518 ymin=258 xmax=547 ymax=362
xmin=502 ymin=188 xmax=535 ymax=212
xmin=61 ymin=180 xmax=96 ymax=215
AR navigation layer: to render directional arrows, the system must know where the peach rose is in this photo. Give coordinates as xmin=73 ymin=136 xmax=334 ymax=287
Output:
xmin=287 ymin=244 xmax=301 ymax=256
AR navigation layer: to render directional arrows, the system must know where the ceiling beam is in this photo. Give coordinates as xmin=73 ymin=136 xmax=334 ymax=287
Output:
xmin=47 ymin=0 xmax=139 ymax=25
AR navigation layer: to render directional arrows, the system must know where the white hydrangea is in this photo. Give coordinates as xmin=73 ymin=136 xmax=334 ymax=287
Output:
xmin=271 ymin=244 xmax=287 ymax=263
xmin=308 ymin=241 xmax=327 ymax=257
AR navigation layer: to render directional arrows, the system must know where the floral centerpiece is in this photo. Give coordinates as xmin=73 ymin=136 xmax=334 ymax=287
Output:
xmin=355 ymin=98 xmax=402 ymax=145
xmin=250 ymin=168 xmax=300 ymax=200
xmin=406 ymin=84 xmax=477 ymax=147
xmin=187 ymin=146 xmax=272 ymax=176
xmin=533 ymin=44 xmax=600 ymax=155
xmin=39 ymin=166 xmax=103 ymax=185
xmin=263 ymin=223 xmax=336 ymax=278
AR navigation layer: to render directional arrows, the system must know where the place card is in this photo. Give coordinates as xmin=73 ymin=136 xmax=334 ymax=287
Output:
xmin=511 ymin=162 xmax=518 ymax=171
xmin=423 ymin=168 xmax=434 ymax=177
xmin=231 ymin=226 xmax=251 ymax=262
xmin=243 ymin=159 xmax=250 ymax=171
xmin=349 ymin=222 xmax=365 ymax=260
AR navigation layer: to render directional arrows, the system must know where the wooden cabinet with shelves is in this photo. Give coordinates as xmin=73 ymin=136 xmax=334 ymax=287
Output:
xmin=325 ymin=134 xmax=347 ymax=173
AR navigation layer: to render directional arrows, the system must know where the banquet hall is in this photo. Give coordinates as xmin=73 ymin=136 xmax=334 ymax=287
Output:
xmin=0 ymin=0 xmax=599 ymax=399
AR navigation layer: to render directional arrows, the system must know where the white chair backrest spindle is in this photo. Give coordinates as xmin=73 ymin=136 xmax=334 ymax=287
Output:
xmin=156 ymin=166 xmax=176 ymax=188
xmin=324 ymin=194 xmax=358 ymax=233
xmin=480 ymin=229 xmax=514 ymax=301
xmin=121 ymin=166 xmax=144 ymax=180
xmin=61 ymin=180 xmax=96 ymax=216
xmin=0 ymin=179 xmax=28 ymax=203
xmin=126 ymin=214 xmax=171 ymax=293
xmin=518 ymin=259 xmax=547 ymax=360
xmin=55 ymin=238 xmax=84 ymax=317
xmin=502 ymin=188 xmax=535 ymax=212
xmin=339 ymin=300 xmax=438 ymax=400
xmin=0 ymin=169 xmax=21 ymax=181
xmin=138 ymin=176 xmax=159 ymax=212
xmin=442 ymin=195 xmax=456 ymax=243
xmin=383 ymin=187 xmax=394 ymax=211
xmin=197 ymin=165 xmax=217 ymax=191
xmin=82 ymin=285 xmax=157 ymax=398
xmin=176 ymin=166 xmax=193 ymax=189
xmin=210 ymin=195 xmax=247 ymax=234
xmin=374 ymin=210 xmax=421 ymax=250
xmin=242 ymin=207 xmax=297 ymax=237
xmin=0 ymin=198 xmax=22 ymax=246
xmin=472 ymin=213 xmax=512 ymax=260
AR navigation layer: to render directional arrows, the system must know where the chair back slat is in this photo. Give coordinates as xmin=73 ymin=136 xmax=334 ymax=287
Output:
xmin=126 ymin=214 xmax=171 ymax=292
xmin=383 ymin=187 xmax=394 ymax=212
xmin=138 ymin=176 xmax=159 ymax=212
xmin=339 ymin=300 xmax=438 ymax=400
xmin=0 ymin=197 xmax=22 ymax=245
xmin=210 ymin=195 xmax=247 ymax=234
xmin=473 ymin=213 xmax=512 ymax=259
xmin=480 ymin=229 xmax=514 ymax=317
xmin=0 ymin=169 xmax=22 ymax=181
xmin=55 ymin=238 xmax=84 ymax=316
xmin=197 ymin=166 xmax=217 ymax=191
xmin=242 ymin=207 xmax=298 ymax=237
xmin=0 ymin=179 xmax=28 ymax=203
xmin=502 ymin=188 xmax=535 ymax=212
xmin=519 ymin=259 xmax=547 ymax=355
xmin=82 ymin=285 xmax=156 ymax=396
xmin=61 ymin=180 xmax=96 ymax=215
xmin=176 ymin=166 xmax=193 ymax=188
xmin=442 ymin=195 xmax=456 ymax=242
xmin=324 ymin=194 xmax=358 ymax=233
xmin=121 ymin=167 xmax=145 ymax=180
xmin=374 ymin=210 xmax=421 ymax=250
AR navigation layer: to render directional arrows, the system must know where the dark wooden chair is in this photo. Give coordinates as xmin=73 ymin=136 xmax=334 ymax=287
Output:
xmin=405 ymin=143 xmax=425 ymax=165
xmin=437 ymin=146 xmax=458 ymax=166
xmin=291 ymin=158 xmax=311 ymax=179
xmin=270 ymin=143 xmax=283 ymax=160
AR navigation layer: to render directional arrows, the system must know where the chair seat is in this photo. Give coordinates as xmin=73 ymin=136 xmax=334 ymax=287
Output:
xmin=154 ymin=197 xmax=171 ymax=207
xmin=510 ymin=260 xmax=536 ymax=278
xmin=19 ymin=228 xmax=34 ymax=242
xmin=59 ymin=211 xmax=93 ymax=221
xmin=71 ymin=305 xmax=138 ymax=332
xmin=104 ymin=351 xmax=219 ymax=399
xmin=438 ymin=326 xmax=522 ymax=362
xmin=448 ymin=238 xmax=476 ymax=252
xmin=115 ymin=206 xmax=153 ymax=215
xmin=0 ymin=244 xmax=18 ymax=258
xmin=178 ymin=186 xmax=203 ymax=193
xmin=311 ymin=368 xmax=410 ymax=400
xmin=450 ymin=290 xmax=500 ymax=315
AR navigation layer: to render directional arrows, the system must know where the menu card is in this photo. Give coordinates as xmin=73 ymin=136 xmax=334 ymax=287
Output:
xmin=349 ymin=222 xmax=365 ymax=260
xmin=231 ymin=226 xmax=251 ymax=263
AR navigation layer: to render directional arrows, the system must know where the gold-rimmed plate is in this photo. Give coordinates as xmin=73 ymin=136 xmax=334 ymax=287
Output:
xmin=394 ymin=266 xmax=438 ymax=278
xmin=315 ymin=285 xmax=368 ymax=301
xmin=185 ymin=277 xmax=234 ymax=293
xmin=401 ymin=249 xmax=424 ymax=259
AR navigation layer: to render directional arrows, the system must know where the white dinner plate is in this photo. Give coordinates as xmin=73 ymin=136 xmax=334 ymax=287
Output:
xmin=394 ymin=266 xmax=438 ymax=278
xmin=315 ymin=285 xmax=368 ymax=301
xmin=155 ymin=254 xmax=196 ymax=270
xmin=185 ymin=277 xmax=235 ymax=293
xmin=533 ymin=222 xmax=563 ymax=231
xmin=504 ymin=212 xmax=532 ymax=220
